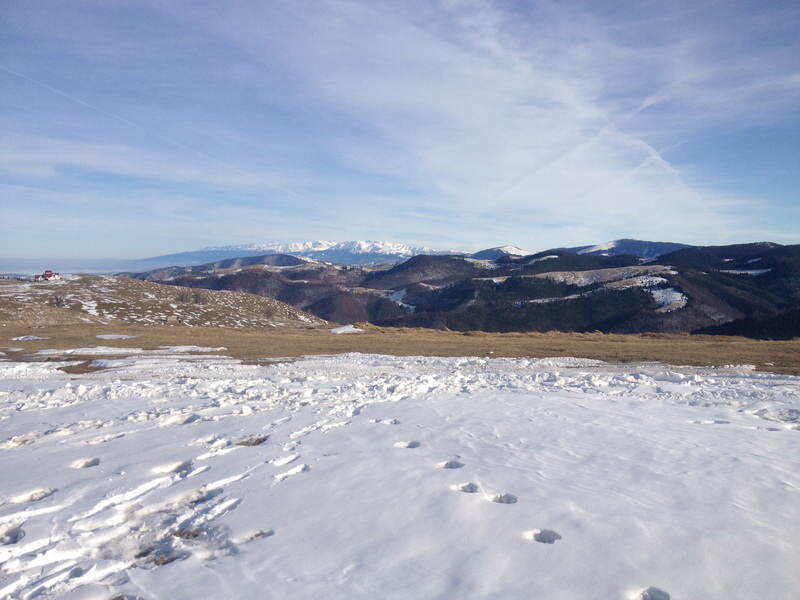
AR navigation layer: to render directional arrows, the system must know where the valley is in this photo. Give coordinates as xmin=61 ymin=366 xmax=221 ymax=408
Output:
xmin=127 ymin=240 xmax=800 ymax=337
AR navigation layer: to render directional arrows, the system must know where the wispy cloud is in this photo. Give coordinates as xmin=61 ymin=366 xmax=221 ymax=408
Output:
xmin=1 ymin=0 xmax=798 ymax=257
xmin=1 ymin=135 xmax=287 ymax=189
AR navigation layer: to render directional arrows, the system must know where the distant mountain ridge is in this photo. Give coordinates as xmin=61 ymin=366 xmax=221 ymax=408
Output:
xmin=568 ymin=239 xmax=692 ymax=260
xmin=2 ymin=238 xmax=695 ymax=274
xmin=135 ymin=238 xmax=690 ymax=270
xmin=137 ymin=240 xmax=456 ymax=269
xmin=130 ymin=241 xmax=800 ymax=338
xmin=204 ymin=240 xmax=439 ymax=255
xmin=470 ymin=246 xmax=532 ymax=260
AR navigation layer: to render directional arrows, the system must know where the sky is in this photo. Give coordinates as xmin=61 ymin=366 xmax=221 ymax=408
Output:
xmin=1 ymin=0 xmax=799 ymax=259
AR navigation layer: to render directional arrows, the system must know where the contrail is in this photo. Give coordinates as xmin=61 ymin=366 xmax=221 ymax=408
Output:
xmin=490 ymin=126 xmax=611 ymax=202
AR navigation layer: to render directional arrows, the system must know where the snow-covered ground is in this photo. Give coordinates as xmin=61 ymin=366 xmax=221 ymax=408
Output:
xmin=1 ymin=352 xmax=798 ymax=599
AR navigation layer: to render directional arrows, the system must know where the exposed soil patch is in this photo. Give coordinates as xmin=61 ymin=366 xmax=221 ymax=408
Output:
xmin=57 ymin=361 xmax=110 ymax=375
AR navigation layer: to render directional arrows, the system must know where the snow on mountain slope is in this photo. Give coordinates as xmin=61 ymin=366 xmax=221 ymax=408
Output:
xmin=204 ymin=240 xmax=446 ymax=259
xmin=578 ymin=240 xmax=618 ymax=254
xmin=535 ymin=265 xmax=676 ymax=287
xmin=1 ymin=352 xmax=798 ymax=599
xmin=206 ymin=240 xmax=338 ymax=253
xmin=138 ymin=241 xmax=455 ymax=269
xmin=571 ymin=239 xmax=692 ymax=260
xmin=524 ymin=266 xmax=688 ymax=313
xmin=470 ymin=246 xmax=532 ymax=260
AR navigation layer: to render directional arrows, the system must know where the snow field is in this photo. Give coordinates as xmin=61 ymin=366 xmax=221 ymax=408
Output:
xmin=0 ymin=353 xmax=798 ymax=598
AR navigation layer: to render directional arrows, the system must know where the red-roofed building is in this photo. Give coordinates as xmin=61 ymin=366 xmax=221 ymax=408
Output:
xmin=34 ymin=270 xmax=61 ymax=281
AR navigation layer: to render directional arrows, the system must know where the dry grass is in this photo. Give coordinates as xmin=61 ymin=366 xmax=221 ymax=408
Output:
xmin=0 ymin=276 xmax=323 ymax=328
xmin=0 ymin=297 xmax=97 ymax=325
xmin=56 ymin=360 xmax=110 ymax=375
xmin=2 ymin=316 xmax=799 ymax=375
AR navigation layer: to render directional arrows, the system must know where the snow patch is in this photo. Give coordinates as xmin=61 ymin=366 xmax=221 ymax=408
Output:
xmin=719 ymin=269 xmax=772 ymax=275
xmin=331 ymin=325 xmax=364 ymax=334
xmin=650 ymin=288 xmax=688 ymax=312
xmin=528 ymin=255 xmax=559 ymax=264
xmin=577 ymin=240 xmax=618 ymax=254
xmin=383 ymin=289 xmax=416 ymax=313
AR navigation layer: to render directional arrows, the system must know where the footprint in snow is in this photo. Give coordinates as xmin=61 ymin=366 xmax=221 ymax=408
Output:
xmin=270 ymin=453 xmax=299 ymax=467
xmin=274 ymin=464 xmax=309 ymax=482
xmin=488 ymin=493 xmax=517 ymax=504
xmin=0 ymin=523 xmax=25 ymax=545
xmin=234 ymin=529 xmax=275 ymax=544
xmin=152 ymin=460 xmax=193 ymax=475
xmin=437 ymin=460 xmax=464 ymax=469
xmin=639 ymin=587 xmax=670 ymax=600
xmin=451 ymin=482 xmax=480 ymax=493
xmin=159 ymin=413 xmax=201 ymax=427
xmin=523 ymin=528 xmax=561 ymax=544
xmin=71 ymin=457 xmax=100 ymax=469
xmin=394 ymin=441 xmax=420 ymax=449
xmin=11 ymin=487 xmax=56 ymax=503
xmin=86 ymin=432 xmax=125 ymax=445
xmin=236 ymin=434 xmax=269 ymax=446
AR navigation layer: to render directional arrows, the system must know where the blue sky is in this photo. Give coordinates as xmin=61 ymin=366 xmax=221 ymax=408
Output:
xmin=2 ymin=0 xmax=799 ymax=259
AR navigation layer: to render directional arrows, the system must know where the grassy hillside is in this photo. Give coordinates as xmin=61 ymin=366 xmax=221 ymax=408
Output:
xmin=0 ymin=275 xmax=325 ymax=329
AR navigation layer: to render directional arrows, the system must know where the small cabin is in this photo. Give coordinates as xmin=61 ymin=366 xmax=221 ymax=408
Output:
xmin=35 ymin=270 xmax=61 ymax=281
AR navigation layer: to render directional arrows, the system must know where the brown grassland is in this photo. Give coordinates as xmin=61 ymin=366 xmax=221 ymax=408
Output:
xmin=2 ymin=298 xmax=799 ymax=375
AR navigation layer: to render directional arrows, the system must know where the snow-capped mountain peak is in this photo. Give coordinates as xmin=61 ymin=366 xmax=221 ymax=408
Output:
xmin=578 ymin=241 xmax=618 ymax=255
xmin=494 ymin=245 xmax=531 ymax=255
xmin=470 ymin=246 xmax=533 ymax=260
xmin=203 ymin=240 xmax=443 ymax=257
xmin=329 ymin=240 xmax=427 ymax=255
xmin=137 ymin=240 xmax=457 ymax=268
xmin=204 ymin=240 xmax=337 ymax=253
xmin=572 ymin=239 xmax=692 ymax=260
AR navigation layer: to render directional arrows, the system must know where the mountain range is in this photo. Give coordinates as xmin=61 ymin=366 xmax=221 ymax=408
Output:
xmin=1 ymin=238 xmax=692 ymax=274
xmin=128 ymin=238 xmax=691 ymax=270
xmin=568 ymin=239 xmax=692 ymax=260
xmin=130 ymin=240 xmax=800 ymax=338
xmin=0 ymin=240 xmax=448 ymax=274
xmin=134 ymin=240 xmax=456 ymax=270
